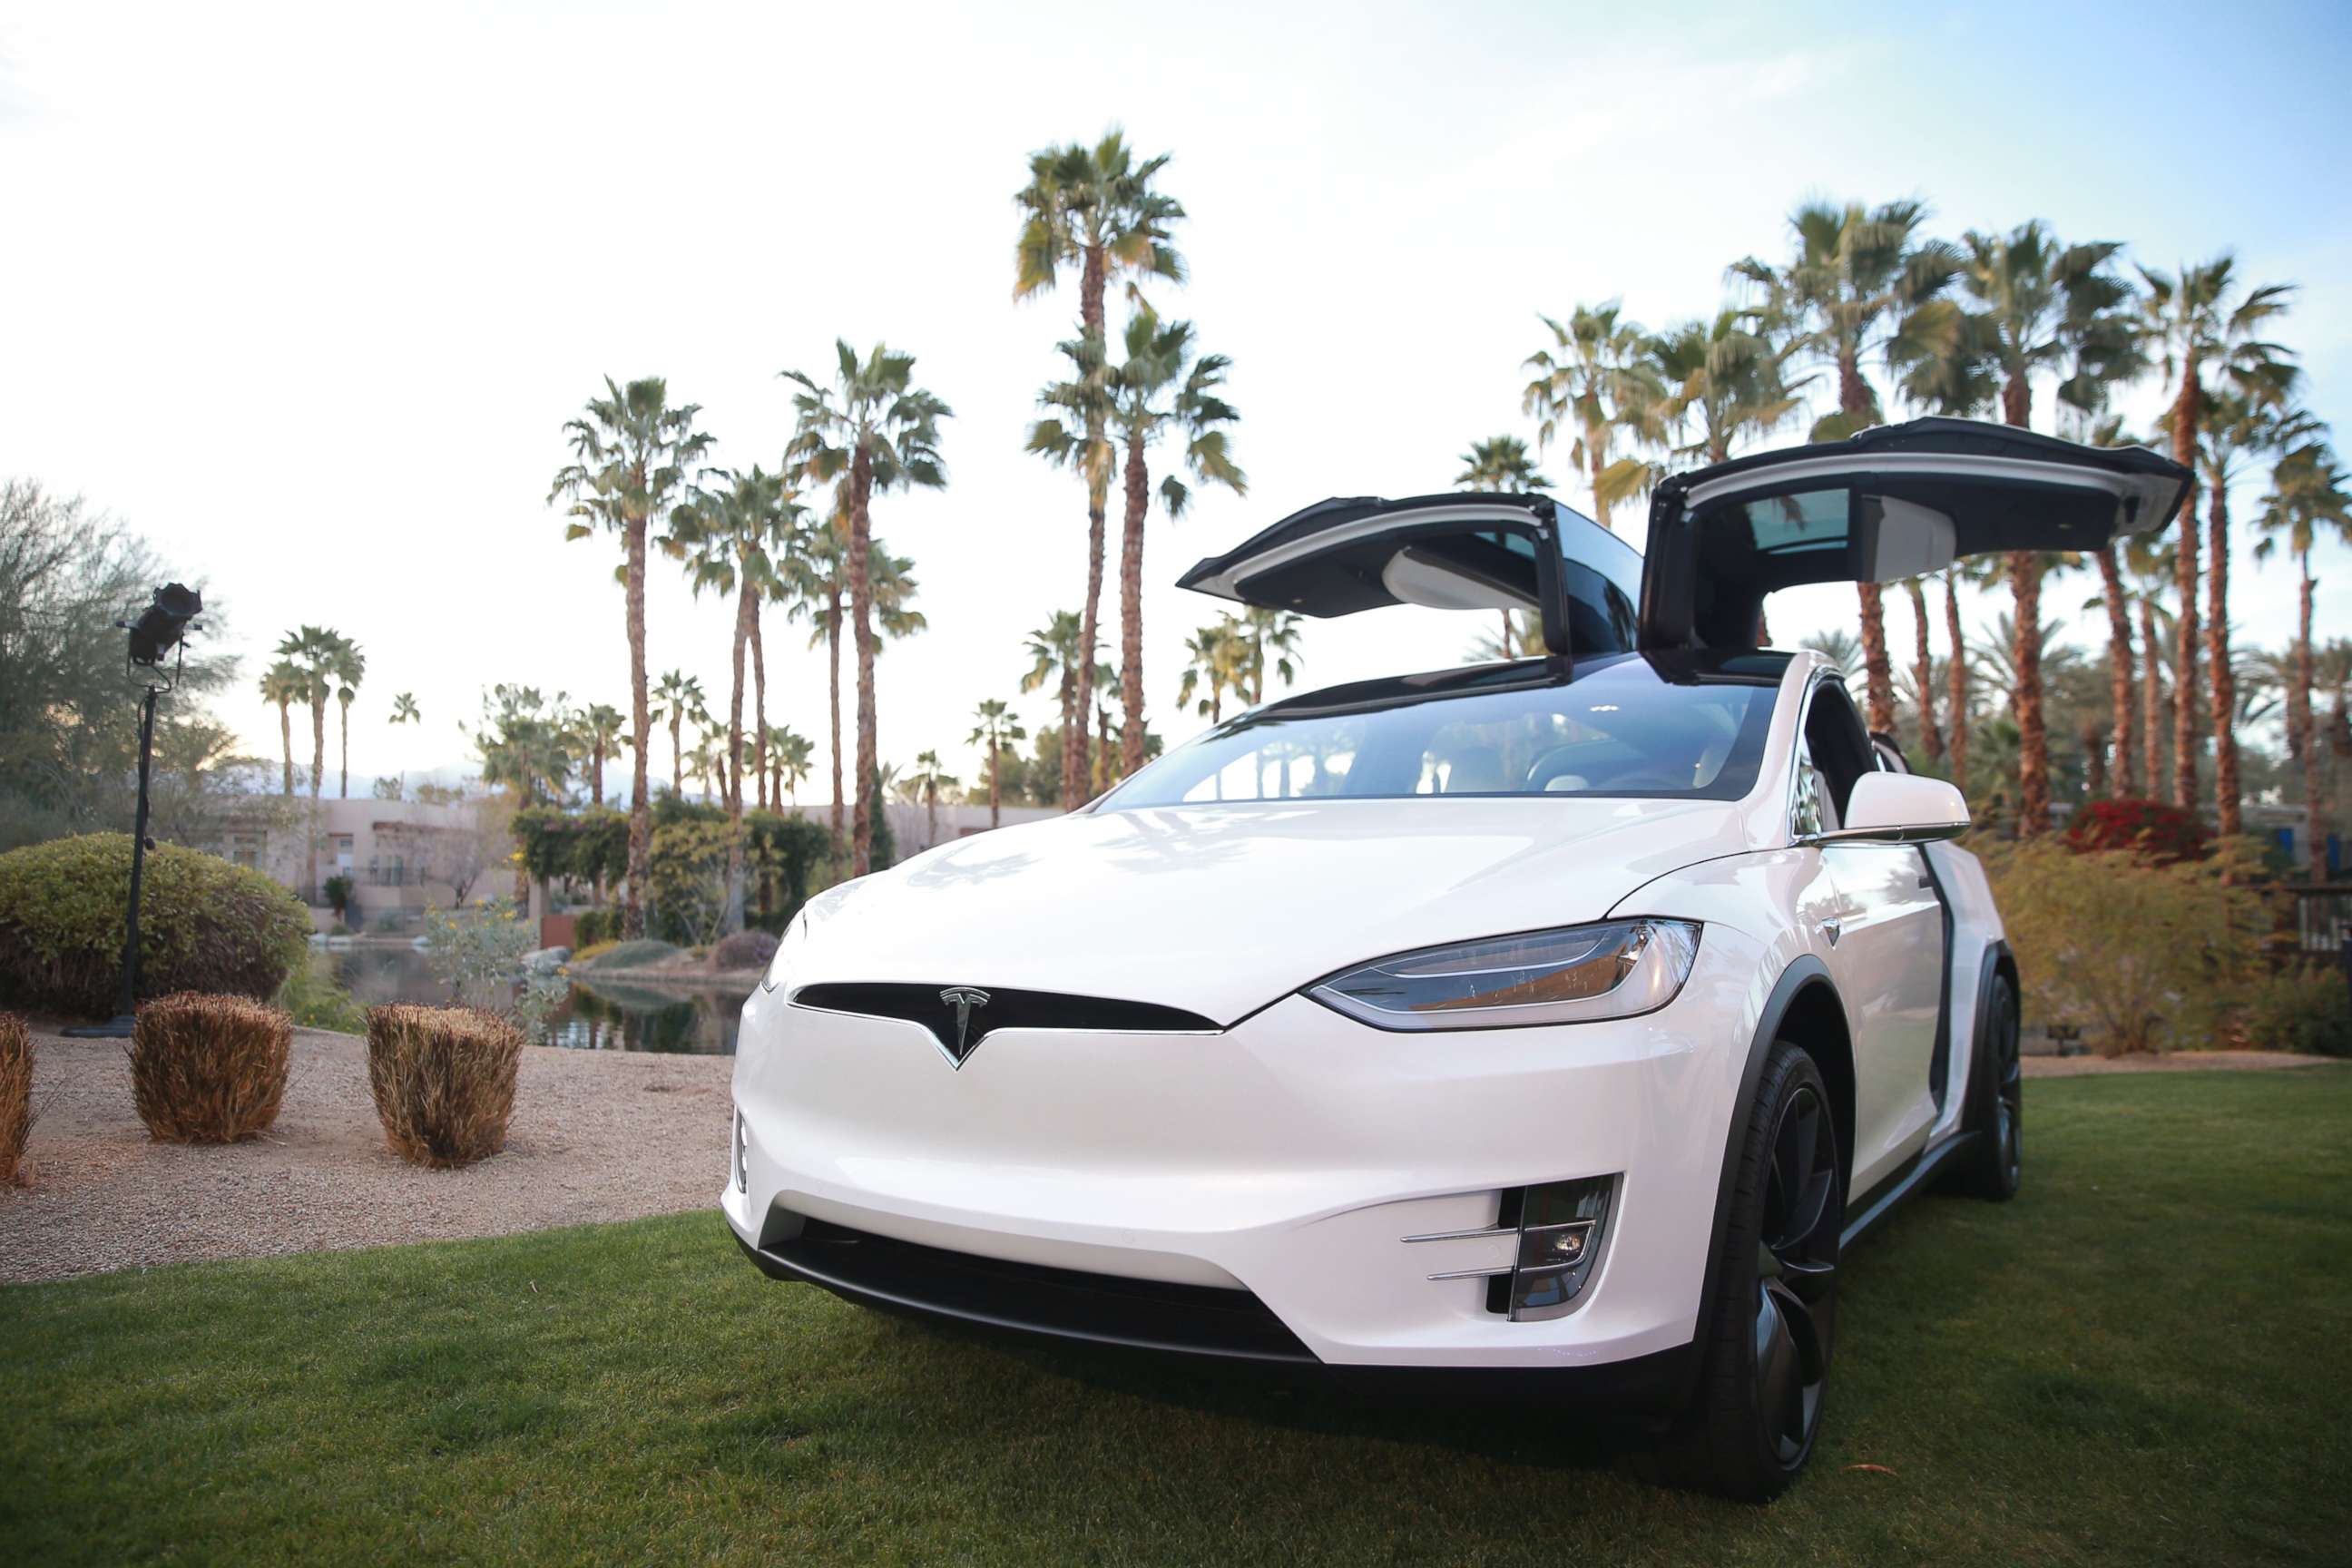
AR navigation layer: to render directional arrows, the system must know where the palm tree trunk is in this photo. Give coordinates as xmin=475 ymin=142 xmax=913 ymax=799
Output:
xmin=1586 ymin=436 xmax=1612 ymax=536
xmin=1944 ymin=575 xmax=1969 ymax=797
xmin=2170 ymin=369 xmax=2203 ymax=811
xmin=987 ymin=747 xmax=1001 ymax=829
xmin=591 ymin=743 xmax=604 ymax=813
xmin=308 ymin=698 xmax=325 ymax=901
xmin=279 ymin=701 xmax=293 ymax=798
xmin=848 ymin=450 xmax=878 ymax=877
xmin=1996 ymin=377 xmax=2048 ymax=833
xmin=624 ymin=516 xmax=651 ymax=941
xmin=2095 ymin=548 xmax=2135 ymax=796
xmin=826 ymin=592 xmax=844 ymax=874
xmin=2205 ymin=479 xmax=2239 ymax=835
xmin=1119 ymin=431 xmax=1150 ymax=778
xmin=670 ymin=716 xmax=683 ymax=799
xmin=338 ymin=701 xmax=349 ymax=799
xmin=2140 ymin=597 xmax=2167 ymax=798
xmin=750 ymin=609 xmax=769 ymax=813
xmin=2298 ymin=555 xmax=2321 ymax=858
xmin=1906 ymin=579 xmax=1943 ymax=763
xmin=2011 ymin=555 xmax=2048 ymax=834
xmin=1840 ymin=346 xmax=1896 ymax=735
xmin=724 ymin=575 xmax=752 ymax=927
xmin=1068 ymin=240 xmax=1110 ymax=813
xmin=1058 ymin=672 xmax=1078 ymax=808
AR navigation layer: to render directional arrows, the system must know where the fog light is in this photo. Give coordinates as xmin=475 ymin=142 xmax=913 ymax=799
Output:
xmin=732 ymin=1109 xmax=749 ymax=1193
xmin=1499 ymin=1176 xmax=1613 ymax=1321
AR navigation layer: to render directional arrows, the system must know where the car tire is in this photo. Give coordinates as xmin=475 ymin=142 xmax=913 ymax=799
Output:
xmin=1684 ymin=1039 xmax=1844 ymax=1503
xmin=1960 ymin=971 xmax=2023 ymax=1201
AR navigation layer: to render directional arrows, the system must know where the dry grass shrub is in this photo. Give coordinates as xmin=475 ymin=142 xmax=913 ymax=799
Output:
xmin=0 ymin=1012 xmax=34 ymax=1184
xmin=365 ymin=1004 xmax=524 ymax=1169
xmin=128 ymin=992 xmax=292 ymax=1142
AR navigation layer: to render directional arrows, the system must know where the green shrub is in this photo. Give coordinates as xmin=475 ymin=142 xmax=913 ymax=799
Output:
xmin=0 ymin=1012 xmax=31 ymax=1184
xmin=1982 ymin=838 xmax=2265 ymax=1054
xmin=271 ymin=960 xmax=368 ymax=1035
xmin=128 ymin=992 xmax=292 ymax=1142
xmin=365 ymin=1004 xmax=523 ymax=1168
xmin=2227 ymin=970 xmax=2352 ymax=1057
xmin=573 ymin=906 xmax=617 ymax=948
xmin=0 ymin=835 xmax=311 ymax=1018
xmin=579 ymin=938 xmax=677 ymax=971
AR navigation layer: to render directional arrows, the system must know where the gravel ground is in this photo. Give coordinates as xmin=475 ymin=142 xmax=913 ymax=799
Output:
xmin=1 ymin=1027 xmax=732 ymax=1285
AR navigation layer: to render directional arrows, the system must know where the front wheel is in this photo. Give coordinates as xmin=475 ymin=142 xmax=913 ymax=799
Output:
xmin=1686 ymin=1040 xmax=1843 ymax=1503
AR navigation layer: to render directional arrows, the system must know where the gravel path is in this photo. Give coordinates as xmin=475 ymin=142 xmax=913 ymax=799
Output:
xmin=2 ymin=1028 xmax=732 ymax=1285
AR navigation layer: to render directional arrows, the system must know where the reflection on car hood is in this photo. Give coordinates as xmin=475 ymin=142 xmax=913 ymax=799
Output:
xmin=797 ymin=798 xmax=1746 ymax=1023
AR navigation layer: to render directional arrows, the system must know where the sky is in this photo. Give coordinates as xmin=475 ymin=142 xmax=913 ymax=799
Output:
xmin=5 ymin=0 xmax=2349 ymax=799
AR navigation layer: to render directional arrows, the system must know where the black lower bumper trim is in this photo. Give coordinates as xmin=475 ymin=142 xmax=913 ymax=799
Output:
xmin=731 ymin=1220 xmax=1695 ymax=1414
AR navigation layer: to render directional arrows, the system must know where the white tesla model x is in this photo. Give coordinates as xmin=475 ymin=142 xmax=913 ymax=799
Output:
xmin=724 ymin=417 xmax=2190 ymax=1498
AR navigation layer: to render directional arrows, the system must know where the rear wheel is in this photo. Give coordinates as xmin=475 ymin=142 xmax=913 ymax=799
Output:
xmin=1962 ymin=972 xmax=2023 ymax=1200
xmin=1686 ymin=1040 xmax=1843 ymax=1503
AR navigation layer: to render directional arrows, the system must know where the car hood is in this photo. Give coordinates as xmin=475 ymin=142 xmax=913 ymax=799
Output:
xmin=795 ymin=798 xmax=1748 ymax=1024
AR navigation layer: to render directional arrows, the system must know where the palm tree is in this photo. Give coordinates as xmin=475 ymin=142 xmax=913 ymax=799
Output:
xmin=681 ymin=466 xmax=804 ymax=817
xmin=783 ymin=342 xmax=951 ymax=877
xmin=1888 ymin=220 xmax=2140 ymax=830
xmin=1178 ymin=617 xmax=1249 ymax=722
xmin=1021 ymin=612 xmax=1086 ymax=807
xmin=902 ymin=750 xmax=960 ymax=849
xmin=259 ymin=660 xmax=306 ymax=798
xmin=389 ymin=692 xmax=420 ymax=726
xmin=276 ymin=625 xmax=343 ymax=898
xmin=1941 ymin=568 xmax=1974 ymax=796
xmin=652 ymin=671 xmax=704 ymax=798
xmin=2181 ymin=387 xmax=2310 ymax=835
xmin=965 ymin=700 xmax=1026 ymax=828
xmin=1237 ymin=608 xmax=1303 ymax=706
xmin=770 ymin=728 xmax=814 ymax=811
xmin=2257 ymin=440 xmax=2352 ymax=851
xmin=1455 ymin=436 xmax=1553 ymax=658
xmin=1455 ymin=435 xmax=1552 ymax=493
xmin=1014 ymin=132 xmax=1186 ymax=808
xmin=2137 ymin=255 xmax=2298 ymax=814
xmin=576 ymin=703 xmax=625 ymax=808
xmin=328 ymin=634 xmax=364 ymax=799
xmin=1892 ymin=583 xmax=1945 ymax=765
xmin=1734 ymin=200 xmax=1964 ymax=738
xmin=1520 ymin=301 xmax=1662 ymax=538
xmin=1102 ymin=309 xmax=1246 ymax=776
xmin=549 ymin=376 xmax=711 ymax=940
xmin=1799 ymin=629 xmax=1866 ymax=681
xmin=1650 ymin=307 xmax=1810 ymax=467
xmin=2122 ymin=534 xmax=2180 ymax=798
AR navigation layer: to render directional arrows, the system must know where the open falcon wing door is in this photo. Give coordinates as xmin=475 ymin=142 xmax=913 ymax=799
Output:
xmin=1636 ymin=416 xmax=2193 ymax=651
xmin=1175 ymin=493 xmax=1644 ymax=662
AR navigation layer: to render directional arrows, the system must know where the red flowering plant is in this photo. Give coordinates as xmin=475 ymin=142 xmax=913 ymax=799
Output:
xmin=2063 ymin=798 xmax=2211 ymax=865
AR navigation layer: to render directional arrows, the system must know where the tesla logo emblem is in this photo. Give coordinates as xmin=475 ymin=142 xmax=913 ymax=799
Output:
xmin=937 ymin=986 xmax=992 ymax=1066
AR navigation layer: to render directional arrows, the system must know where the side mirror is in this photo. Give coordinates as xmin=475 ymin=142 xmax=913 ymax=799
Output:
xmin=1805 ymin=772 xmax=1970 ymax=846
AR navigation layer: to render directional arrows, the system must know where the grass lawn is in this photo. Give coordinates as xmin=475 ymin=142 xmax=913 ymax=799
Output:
xmin=5 ymin=1069 xmax=2348 ymax=1566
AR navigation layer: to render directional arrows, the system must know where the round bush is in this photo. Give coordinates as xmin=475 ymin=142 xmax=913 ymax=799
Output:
xmin=128 ymin=992 xmax=292 ymax=1142
xmin=0 ymin=835 xmax=311 ymax=1018
xmin=710 ymin=928 xmax=779 ymax=972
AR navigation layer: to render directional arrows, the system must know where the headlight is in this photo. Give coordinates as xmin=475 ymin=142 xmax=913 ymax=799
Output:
xmin=1307 ymin=918 xmax=1700 ymax=1031
xmin=760 ymin=914 xmax=808 ymax=995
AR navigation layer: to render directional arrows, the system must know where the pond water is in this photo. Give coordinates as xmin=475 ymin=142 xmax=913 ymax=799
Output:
xmin=322 ymin=945 xmax=751 ymax=1054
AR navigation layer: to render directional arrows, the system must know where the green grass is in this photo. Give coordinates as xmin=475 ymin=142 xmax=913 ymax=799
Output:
xmin=5 ymin=1070 xmax=2348 ymax=1566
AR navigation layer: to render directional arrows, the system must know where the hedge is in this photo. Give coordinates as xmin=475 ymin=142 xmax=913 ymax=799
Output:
xmin=0 ymin=835 xmax=312 ymax=1018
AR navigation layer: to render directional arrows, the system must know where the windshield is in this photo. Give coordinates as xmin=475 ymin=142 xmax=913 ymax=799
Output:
xmin=1102 ymin=652 xmax=1784 ymax=808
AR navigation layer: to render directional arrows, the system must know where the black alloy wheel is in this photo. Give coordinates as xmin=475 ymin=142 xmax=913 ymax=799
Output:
xmin=1964 ymin=972 xmax=2023 ymax=1200
xmin=1685 ymin=1040 xmax=1843 ymax=1502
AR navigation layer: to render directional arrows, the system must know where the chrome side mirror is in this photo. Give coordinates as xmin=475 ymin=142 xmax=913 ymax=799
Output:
xmin=1798 ymin=772 xmax=1970 ymax=847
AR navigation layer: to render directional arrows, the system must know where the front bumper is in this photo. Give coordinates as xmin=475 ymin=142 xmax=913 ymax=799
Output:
xmin=723 ymin=925 xmax=1766 ymax=1379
